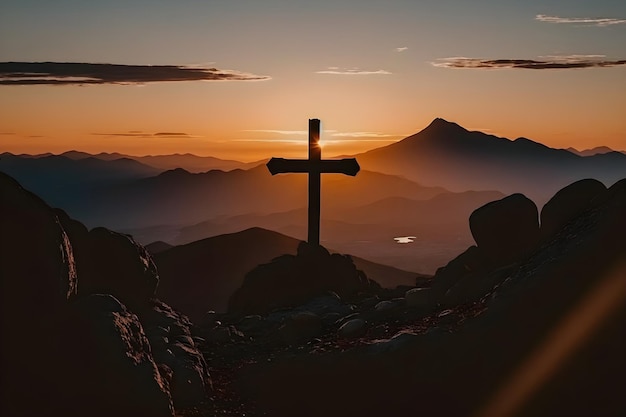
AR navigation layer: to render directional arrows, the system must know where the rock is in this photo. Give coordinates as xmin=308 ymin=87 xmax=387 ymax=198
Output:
xmin=0 ymin=172 xmax=77 ymax=313
xmin=374 ymin=299 xmax=403 ymax=312
xmin=279 ymin=311 xmax=323 ymax=344
xmin=430 ymin=245 xmax=487 ymax=300
xmin=540 ymin=178 xmax=607 ymax=240
xmin=81 ymin=227 xmax=159 ymax=310
xmin=228 ymin=242 xmax=378 ymax=315
xmin=0 ymin=172 xmax=78 ymax=415
xmin=338 ymin=318 xmax=366 ymax=339
xmin=138 ymin=299 xmax=212 ymax=408
xmin=61 ymin=294 xmax=174 ymax=417
xmin=469 ymin=193 xmax=539 ymax=265
xmin=405 ymin=287 xmax=434 ymax=309
xmin=55 ymin=207 xmax=90 ymax=277
xmin=364 ymin=330 xmax=420 ymax=355
xmin=205 ymin=325 xmax=234 ymax=344
xmin=442 ymin=264 xmax=516 ymax=307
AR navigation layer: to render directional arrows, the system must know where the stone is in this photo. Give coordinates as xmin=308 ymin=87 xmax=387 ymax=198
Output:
xmin=228 ymin=242 xmax=378 ymax=315
xmin=279 ymin=311 xmax=323 ymax=344
xmin=469 ymin=193 xmax=539 ymax=265
xmin=61 ymin=294 xmax=174 ymax=417
xmin=405 ymin=287 xmax=433 ymax=309
xmin=0 ymin=172 xmax=78 ymax=415
xmin=430 ymin=245 xmax=487 ymax=301
xmin=540 ymin=178 xmax=607 ymax=240
xmin=81 ymin=227 xmax=159 ymax=310
xmin=138 ymin=299 xmax=212 ymax=408
xmin=338 ymin=318 xmax=366 ymax=339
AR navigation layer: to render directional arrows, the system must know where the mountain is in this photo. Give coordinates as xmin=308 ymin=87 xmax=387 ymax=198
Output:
xmin=56 ymin=150 xmax=261 ymax=173
xmin=154 ymin=227 xmax=419 ymax=319
xmin=172 ymin=189 xmax=504 ymax=273
xmin=60 ymin=165 xmax=448 ymax=230
xmin=566 ymin=146 xmax=624 ymax=157
xmin=0 ymin=152 xmax=160 ymax=206
xmin=355 ymin=118 xmax=626 ymax=205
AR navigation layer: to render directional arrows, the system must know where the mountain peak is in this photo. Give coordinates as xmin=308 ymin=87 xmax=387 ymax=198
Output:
xmin=423 ymin=117 xmax=468 ymax=134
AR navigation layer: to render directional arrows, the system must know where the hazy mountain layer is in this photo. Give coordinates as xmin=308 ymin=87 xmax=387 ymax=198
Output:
xmin=355 ymin=118 xmax=626 ymax=205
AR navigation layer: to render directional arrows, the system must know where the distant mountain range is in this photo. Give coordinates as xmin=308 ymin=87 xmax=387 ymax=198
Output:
xmin=2 ymin=117 xmax=624 ymax=273
xmin=565 ymin=146 xmax=625 ymax=157
xmin=55 ymin=150 xmax=264 ymax=172
xmin=153 ymin=227 xmax=420 ymax=317
xmin=354 ymin=118 xmax=626 ymax=205
xmin=0 ymin=152 xmax=160 ymax=205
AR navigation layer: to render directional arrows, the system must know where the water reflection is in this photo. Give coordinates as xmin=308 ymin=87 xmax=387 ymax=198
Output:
xmin=394 ymin=236 xmax=416 ymax=244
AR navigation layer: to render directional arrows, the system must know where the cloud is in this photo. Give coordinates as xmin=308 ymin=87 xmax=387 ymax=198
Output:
xmin=316 ymin=67 xmax=392 ymax=75
xmin=331 ymin=131 xmax=400 ymax=138
xmin=92 ymin=131 xmax=199 ymax=138
xmin=395 ymin=47 xmax=409 ymax=52
xmin=0 ymin=62 xmax=271 ymax=86
xmin=432 ymin=56 xmax=626 ymax=70
xmin=536 ymin=14 xmax=626 ymax=26
xmin=242 ymin=129 xmax=308 ymax=135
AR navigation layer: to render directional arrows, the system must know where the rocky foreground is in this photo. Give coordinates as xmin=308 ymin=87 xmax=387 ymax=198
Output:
xmin=1 ymin=172 xmax=625 ymax=417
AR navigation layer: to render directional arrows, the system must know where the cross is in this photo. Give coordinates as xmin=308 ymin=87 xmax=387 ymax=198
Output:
xmin=266 ymin=119 xmax=360 ymax=246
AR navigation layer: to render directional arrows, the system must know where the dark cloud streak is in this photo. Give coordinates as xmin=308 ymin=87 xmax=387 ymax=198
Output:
xmin=0 ymin=62 xmax=270 ymax=85
xmin=433 ymin=57 xmax=626 ymax=70
xmin=91 ymin=131 xmax=197 ymax=139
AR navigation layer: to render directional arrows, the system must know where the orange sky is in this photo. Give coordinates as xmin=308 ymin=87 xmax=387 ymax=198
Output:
xmin=1 ymin=1 xmax=625 ymax=161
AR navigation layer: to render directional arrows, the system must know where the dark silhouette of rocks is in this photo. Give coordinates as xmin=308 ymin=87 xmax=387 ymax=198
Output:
xmin=228 ymin=241 xmax=380 ymax=316
xmin=429 ymin=193 xmax=539 ymax=304
xmin=60 ymin=294 xmax=174 ymax=417
xmin=221 ymin=177 xmax=625 ymax=417
xmin=138 ymin=299 xmax=212 ymax=408
xmin=1 ymin=172 xmax=78 ymax=416
xmin=469 ymin=193 xmax=540 ymax=265
xmin=0 ymin=172 xmax=210 ymax=416
xmin=154 ymin=227 xmax=418 ymax=319
xmin=80 ymin=227 xmax=159 ymax=311
xmin=540 ymin=178 xmax=607 ymax=240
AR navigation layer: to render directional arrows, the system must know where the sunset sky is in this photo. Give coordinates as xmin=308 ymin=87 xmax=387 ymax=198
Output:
xmin=1 ymin=0 xmax=625 ymax=161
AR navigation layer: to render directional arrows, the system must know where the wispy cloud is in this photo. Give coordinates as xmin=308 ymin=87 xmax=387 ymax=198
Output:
xmin=243 ymin=129 xmax=402 ymax=140
xmin=536 ymin=14 xmax=626 ymax=26
xmin=242 ymin=129 xmax=308 ymax=135
xmin=92 ymin=131 xmax=200 ymax=138
xmin=0 ymin=62 xmax=271 ymax=86
xmin=432 ymin=56 xmax=626 ymax=70
xmin=395 ymin=47 xmax=409 ymax=52
xmin=316 ymin=67 xmax=392 ymax=75
xmin=331 ymin=131 xmax=400 ymax=138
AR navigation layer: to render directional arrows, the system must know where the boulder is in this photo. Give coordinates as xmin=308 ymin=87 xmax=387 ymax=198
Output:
xmin=405 ymin=287 xmax=434 ymax=310
xmin=430 ymin=245 xmax=487 ymax=300
xmin=469 ymin=193 xmax=539 ymax=265
xmin=279 ymin=311 xmax=323 ymax=344
xmin=81 ymin=227 xmax=159 ymax=310
xmin=228 ymin=242 xmax=378 ymax=315
xmin=338 ymin=318 xmax=367 ymax=339
xmin=60 ymin=294 xmax=174 ymax=417
xmin=0 ymin=172 xmax=78 ymax=415
xmin=0 ymin=172 xmax=77 ymax=313
xmin=540 ymin=178 xmax=607 ymax=240
xmin=138 ymin=299 xmax=212 ymax=408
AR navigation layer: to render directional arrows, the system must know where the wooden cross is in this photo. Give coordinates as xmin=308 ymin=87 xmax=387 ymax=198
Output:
xmin=266 ymin=119 xmax=360 ymax=246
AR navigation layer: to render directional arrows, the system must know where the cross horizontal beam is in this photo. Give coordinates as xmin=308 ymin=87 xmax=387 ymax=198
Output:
xmin=267 ymin=157 xmax=360 ymax=176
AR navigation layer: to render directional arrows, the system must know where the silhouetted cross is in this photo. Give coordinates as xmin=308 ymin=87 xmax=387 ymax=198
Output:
xmin=266 ymin=119 xmax=360 ymax=246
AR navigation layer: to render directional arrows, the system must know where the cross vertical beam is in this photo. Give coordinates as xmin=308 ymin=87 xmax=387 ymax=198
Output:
xmin=308 ymin=119 xmax=321 ymax=246
xmin=266 ymin=119 xmax=360 ymax=247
